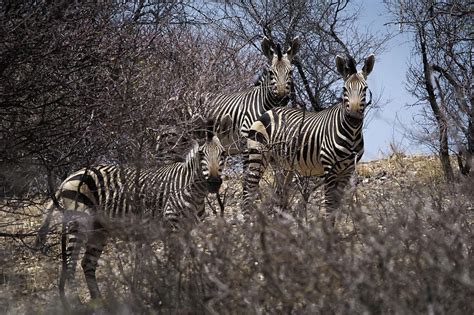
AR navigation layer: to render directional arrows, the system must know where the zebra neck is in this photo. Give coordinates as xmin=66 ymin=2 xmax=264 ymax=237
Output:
xmin=255 ymin=73 xmax=289 ymax=109
xmin=183 ymin=161 xmax=208 ymax=202
xmin=182 ymin=145 xmax=207 ymax=190
xmin=339 ymin=104 xmax=364 ymax=139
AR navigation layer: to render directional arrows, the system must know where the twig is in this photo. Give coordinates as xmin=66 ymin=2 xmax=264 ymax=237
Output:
xmin=0 ymin=231 xmax=37 ymax=238
xmin=216 ymin=189 xmax=227 ymax=218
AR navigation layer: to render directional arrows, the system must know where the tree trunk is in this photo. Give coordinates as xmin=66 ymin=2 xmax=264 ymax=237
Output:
xmin=463 ymin=97 xmax=474 ymax=175
xmin=439 ymin=125 xmax=454 ymax=181
xmin=432 ymin=64 xmax=472 ymax=176
xmin=418 ymin=28 xmax=454 ymax=181
xmin=293 ymin=59 xmax=322 ymax=111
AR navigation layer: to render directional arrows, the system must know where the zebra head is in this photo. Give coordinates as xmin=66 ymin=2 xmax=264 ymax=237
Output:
xmin=199 ymin=118 xmax=226 ymax=193
xmin=336 ymin=54 xmax=375 ymax=120
xmin=261 ymin=36 xmax=300 ymax=99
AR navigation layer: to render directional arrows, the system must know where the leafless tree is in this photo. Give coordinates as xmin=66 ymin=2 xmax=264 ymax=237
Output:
xmin=385 ymin=0 xmax=472 ymax=180
xmin=1 ymin=2 xmax=472 ymax=314
xmin=193 ymin=0 xmax=390 ymax=111
xmin=0 ymin=1 xmax=250 ymax=196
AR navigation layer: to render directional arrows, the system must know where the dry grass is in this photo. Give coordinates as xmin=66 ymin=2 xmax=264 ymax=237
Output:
xmin=1 ymin=155 xmax=473 ymax=314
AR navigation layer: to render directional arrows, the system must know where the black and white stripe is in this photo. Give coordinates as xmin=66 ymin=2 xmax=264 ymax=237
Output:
xmin=205 ymin=37 xmax=300 ymax=153
xmin=35 ymin=119 xmax=225 ymax=303
xmin=242 ymin=55 xmax=375 ymax=225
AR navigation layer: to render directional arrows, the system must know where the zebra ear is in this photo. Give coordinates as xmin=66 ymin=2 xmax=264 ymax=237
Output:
xmin=261 ymin=36 xmax=274 ymax=60
xmin=336 ymin=55 xmax=357 ymax=79
xmin=206 ymin=118 xmax=215 ymax=142
xmin=336 ymin=55 xmax=347 ymax=78
xmin=190 ymin=114 xmax=208 ymax=140
xmin=362 ymin=54 xmax=375 ymax=78
xmin=286 ymin=36 xmax=300 ymax=60
xmin=219 ymin=114 xmax=233 ymax=137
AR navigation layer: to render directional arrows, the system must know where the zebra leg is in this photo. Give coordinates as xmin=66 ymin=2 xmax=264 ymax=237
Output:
xmin=81 ymin=221 xmax=108 ymax=301
xmin=164 ymin=202 xmax=181 ymax=230
xmin=323 ymin=173 xmax=351 ymax=228
xmin=61 ymin=217 xmax=87 ymax=304
xmin=242 ymin=143 xmax=266 ymax=218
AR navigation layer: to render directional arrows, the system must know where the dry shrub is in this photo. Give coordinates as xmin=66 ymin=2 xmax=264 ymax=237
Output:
xmin=18 ymin=176 xmax=466 ymax=314
xmin=1 ymin=167 xmax=472 ymax=314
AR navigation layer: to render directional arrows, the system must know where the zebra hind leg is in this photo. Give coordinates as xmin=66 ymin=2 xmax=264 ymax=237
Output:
xmin=81 ymin=221 xmax=108 ymax=301
xmin=60 ymin=217 xmax=87 ymax=307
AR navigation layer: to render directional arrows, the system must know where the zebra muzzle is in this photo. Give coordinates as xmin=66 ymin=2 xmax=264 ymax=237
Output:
xmin=207 ymin=177 xmax=222 ymax=193
xmin=273 ymin=84 xmax=290 ymax=98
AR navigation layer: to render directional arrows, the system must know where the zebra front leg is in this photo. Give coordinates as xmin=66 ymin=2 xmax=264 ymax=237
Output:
xmin=323 ymin=172 xmax=351 ymax=228
xmin=81 ymin=221 xmax=108 ymax=301
xmin=242 ymin=144 xmax=266 ymax=219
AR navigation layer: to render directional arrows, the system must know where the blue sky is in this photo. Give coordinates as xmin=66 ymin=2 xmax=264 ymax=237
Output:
xmin=354 ymin=1 xmax=428 ymax=160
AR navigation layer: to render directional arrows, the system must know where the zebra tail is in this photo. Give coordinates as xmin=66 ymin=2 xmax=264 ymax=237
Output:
xmin=59 ymin=213 xmax=69 ymax=310
xmin=34 ymin=200 xmax=56 ymax=252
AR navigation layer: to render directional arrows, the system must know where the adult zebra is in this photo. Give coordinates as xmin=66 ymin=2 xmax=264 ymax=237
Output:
xmin=35 ymin=118 xmax=227 ymax=305
xmin=242 ymin=54 xmax=375 ymax=225
xmin=205 ymin=36 xmax=300 ymax=153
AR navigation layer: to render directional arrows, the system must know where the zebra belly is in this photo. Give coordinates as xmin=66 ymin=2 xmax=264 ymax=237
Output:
xmin=274 ymin=156 xmax=325 ymax=177
xmin=296 ymin=162 xmax=325 ymax=177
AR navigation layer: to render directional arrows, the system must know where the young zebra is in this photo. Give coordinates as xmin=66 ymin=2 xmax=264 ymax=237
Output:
xmin=204 ymin=36 xmax=300 ymax=153
xmin=242 ymin=55 xmax=375 ymax=225
xmin=35 ymin=118 xmax=227 ymax=304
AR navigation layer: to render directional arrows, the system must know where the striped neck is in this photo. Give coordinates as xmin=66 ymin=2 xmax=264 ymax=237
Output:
xmin=254 ymin=68 xmax=290 ymax=109
xmin=183 ymin=142 xmax=205 ymax=183
xmin=338 ymin=103 xmax=364 ymax=139
xmin=181 ymin=143 xmax=208 ymax=201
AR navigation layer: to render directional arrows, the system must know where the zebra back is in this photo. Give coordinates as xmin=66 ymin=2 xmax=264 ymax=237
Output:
xmin=206 ymin=36 xmax=300 ymax=152
xmin=36 ymin=118 xmax=226 ymax=243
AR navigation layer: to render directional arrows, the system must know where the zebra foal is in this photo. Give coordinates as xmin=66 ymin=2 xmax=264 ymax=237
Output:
xmin=35 ymin=118 xmax=227 ymax=304
xmin=242 ymin=54 xmax=375 ymax=225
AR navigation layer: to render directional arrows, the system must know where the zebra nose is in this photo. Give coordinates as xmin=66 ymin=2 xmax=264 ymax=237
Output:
xmin=207 ymin=176 xmax=222 ymax=193
xmin=274 ymin=84 xmax=289 ymax=98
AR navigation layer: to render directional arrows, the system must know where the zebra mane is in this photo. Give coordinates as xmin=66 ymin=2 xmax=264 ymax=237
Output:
xmin=184 ymin=141 xmax=200 ymax=166
xmin=254 ymin=68 xmax=268 ymax=86
xmin=276 ymin=43 xmax=283 ymax=59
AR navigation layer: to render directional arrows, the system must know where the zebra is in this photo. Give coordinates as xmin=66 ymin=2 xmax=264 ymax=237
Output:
xmin=34 ymin=117 xmax=228 ymax=304
xmin=242 ymin=54 xmax=375 ymax=225
xmin=204 ymin=36 xmax=300 ymax=153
